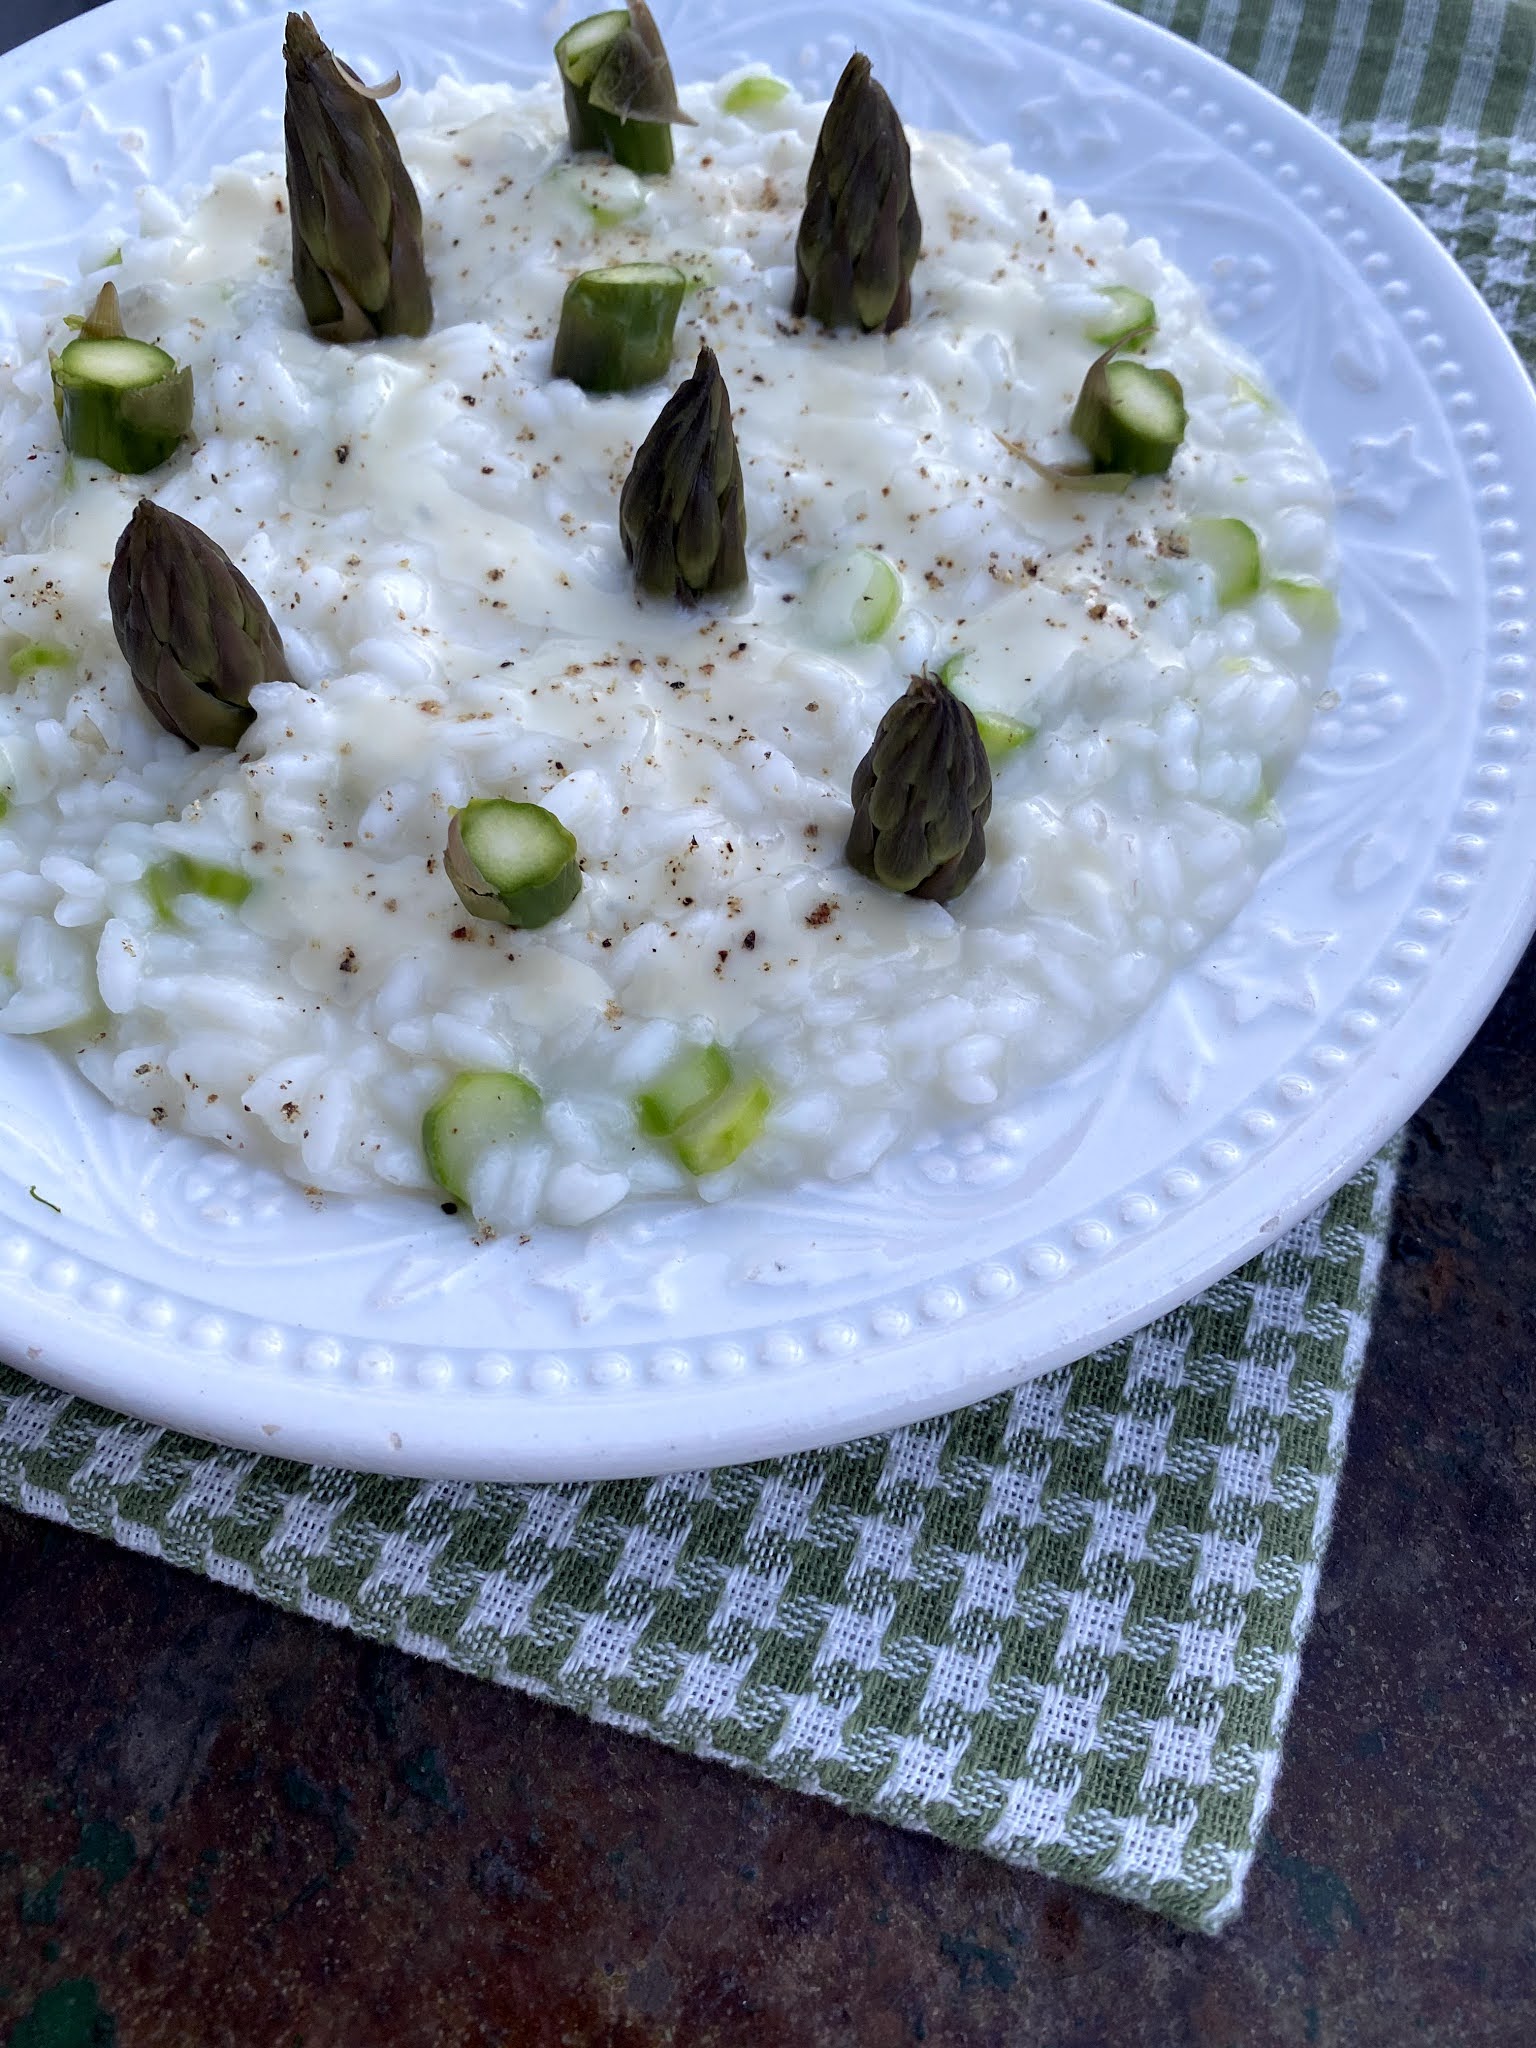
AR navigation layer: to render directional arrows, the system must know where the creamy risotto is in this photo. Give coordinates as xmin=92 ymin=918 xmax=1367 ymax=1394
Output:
xmin=0 ymin=71 xmax=1336 ymax=1228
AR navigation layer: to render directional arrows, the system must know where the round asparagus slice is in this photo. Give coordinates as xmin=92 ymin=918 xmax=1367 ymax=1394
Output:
xmin=552 ymin=263 xmax=687 ymax=393
xmin=1071 ymin=355 xmax=1187 ymax=476
xmin=422 ymin=1072 xmax=543 ymax=1209
xmin=445 ymin=799 xmax=582 ymax=929
xmin=51 ymin=285 xmax=192 ymax=475
xmin=1086 ymin=285 xmax=1156 ymax=348
xmin=722 ymin=73 xmax=789 ymax=115
xmin=672 ymin=1073 xmax=772 ymax=1177
xmin=971 ymin=710 xmax=1036 ymax=764
xmin=546 ymin=161 xmax=649 ymax=228
xmin=938 ymin=655 xmax=1035 ymax=766
xmin=635 ymin=1040 xmax=732 ymax=1136
xmin=804 ymin=549 xmax=903 ymax=647
xmin=555 ymin=5 xmax=689 ymax=177
xmin=1188 ymin=517 xmax=1262 ymax=608
xmin=1270 ymin=578 xmax=1340 ymax=634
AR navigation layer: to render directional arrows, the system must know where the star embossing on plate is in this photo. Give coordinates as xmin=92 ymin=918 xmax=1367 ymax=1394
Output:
xmin=533 ymin=1220 xmax=690 ymax=1324
xmin=1339 ymin=426 xmax=1445 ymax=522
xmin=32 ymin=102 xmax=150 ymax=197
xmin=1017 ymin=69 xmax=1123 ymax=163
xmin=1201 ymin=923 xmax=1334 ymax=1025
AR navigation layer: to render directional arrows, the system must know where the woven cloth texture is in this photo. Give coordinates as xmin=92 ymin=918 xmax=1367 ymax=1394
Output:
xmin=8 ymin=0 xmax=1533 ymax=1930
xmin=2 ymin=1150 xmax=1395 ymax=1932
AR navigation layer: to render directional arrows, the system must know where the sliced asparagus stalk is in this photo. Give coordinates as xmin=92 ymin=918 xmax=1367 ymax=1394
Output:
xmin=673 ymin=1072 xmax=772 ymax=1176
xmin=1086 ymin=285 xmax=1155 ymax=348
xmin=422 ymin=1071 xmax=543 ymax=1209
xmin=804 ymin=548 xmax=902 ymax=646
xmin=145 ymin=854 xmax=253 ymax=925
xmin=445 ymin=799 xmax=582 ymax=929
xmin=1071 ymin=337 xmax=1187 ymax=477
xmin=51 ymin=283 xmax=192 ymax=476
xmin=722 ymin=72 xmax=789 ymax=115
xmin=972 ymin=710 xmax=1036 ymax=764
xmin=1245 ymin=775 xmax=1276 ymax=821
xmin=1270 ymin=577 xmax=1340 ymax=633
xmin=555 ymin=4 xmax=693 ymax=177
xmin=7 ymin=643 xmax=73 ymax=679
xmin=1188 ymin=517 xmax=1262 ymax=608
xmin=546 ymin=161 xmax=649 ymax=228
xmin=635 ymin=1040 xmax=732 ymax=1136
xmin=938 ymin=654 xmax=1035 ymax=765
xmin=552 ymin=263 xmax=687 ymax=393
xmin=1231 ymin=373 xmax=1273 ymax=411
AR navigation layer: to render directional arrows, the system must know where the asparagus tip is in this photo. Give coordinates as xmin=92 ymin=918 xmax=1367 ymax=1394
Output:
xmin=79 ymin=281 xmax=126 ymax=340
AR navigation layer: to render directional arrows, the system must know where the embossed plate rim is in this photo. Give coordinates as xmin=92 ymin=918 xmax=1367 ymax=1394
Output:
xmin=0 ymin=0 xmax=1532 ymax=1476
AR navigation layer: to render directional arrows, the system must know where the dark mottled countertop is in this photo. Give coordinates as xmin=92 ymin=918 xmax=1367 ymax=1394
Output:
xmin=2 ymin=3 xmax=1534 ymax=2040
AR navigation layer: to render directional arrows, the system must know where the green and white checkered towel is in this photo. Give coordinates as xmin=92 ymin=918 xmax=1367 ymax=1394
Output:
xmin=4 ymin=0 xmax=1531 ymax=1932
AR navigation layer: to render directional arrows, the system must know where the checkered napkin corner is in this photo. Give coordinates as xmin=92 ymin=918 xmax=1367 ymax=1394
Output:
xmin=0 ymin=1147 xmax=1396 ymax=1930
xmin=1117 ymin=0 xmax=1536 ymax=365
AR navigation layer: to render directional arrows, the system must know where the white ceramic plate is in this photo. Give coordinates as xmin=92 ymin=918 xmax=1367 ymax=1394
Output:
xmin=1 ymin=0 xmax=1531 ymax=1478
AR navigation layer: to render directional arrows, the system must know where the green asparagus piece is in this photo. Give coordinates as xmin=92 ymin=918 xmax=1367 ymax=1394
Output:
xmin=635 ymin=1040 xmax=732 ymax=1136
xmin=108 ymin=500 xmax=293 ymax=749
xmin=620 ymin=343 xmax=748 ymax=603
xmin=673 ymin=1073 xmax=771 ymax=1176
xmin=1070 ymin=332 xmax=1187 ymax=476
xmin=722 ymin=73 xmax=790 ymax=116
xmin=1270 ymin=577 xmax=1340 ymax=633
xmin=145 ymin=854 xmax=253 ymax=925
xmin=552 ymin=263 xmax=687 ymax=393
xmin=792 ymin=52 xmax=922 ymax=335
xmin=445 ymin=798 xmax=583 ymax=929
xmin=7 ymin=643 xmax=73 ymax=679
xmin=546 ymin=161 xmax=649 ymax=229
xmin=936 ymin=654 xmax=1035 ymax=766
xmin=284 ymin=11 xmax=432 ymax=342
xmin=1086 ymin=285 xmax=1155 ymax=348
xmin=972 ymin=710 xmax=1035 ymax=764
xmin=847 ymin=669 xmax=992 ymax=903
xmin=422 ymin=1071 xmax=543 ymax=1209
xmin=555 ymin=4 xmax=693 ymax=178
xmin=50 ymin=283 xmax=193 ymax=475
xmin=1188 ymin=517 xmax=1261 ymax=607
xmin=804 ymin=548 xmax=902 ymax=646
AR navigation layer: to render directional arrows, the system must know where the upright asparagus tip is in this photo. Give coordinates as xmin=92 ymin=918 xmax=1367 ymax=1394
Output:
xmin=619 ymin=343 xmax=749 ymax=604
xmin=284 ymin=11 xmax=432 ymax=341
xmin=76 ymin=281 xmax=126 ymax=340
xmin=108 ymin=499 xmax=293 ymax=750
xmin=793 ymin=51 xmax=922 ymax=335
xmin=846 ymin=669 xmax=992 ymax=903
xmin=283 ymin=10 xmax=324 ymax=64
